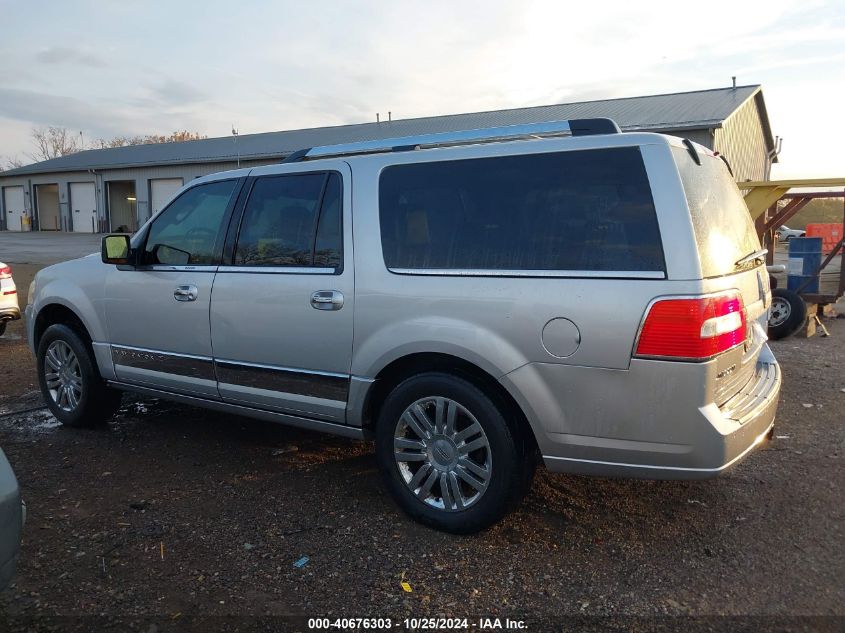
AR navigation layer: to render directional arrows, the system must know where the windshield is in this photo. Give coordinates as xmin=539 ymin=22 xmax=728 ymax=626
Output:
xmin=672 ymin=146 xmax=760 ymax=278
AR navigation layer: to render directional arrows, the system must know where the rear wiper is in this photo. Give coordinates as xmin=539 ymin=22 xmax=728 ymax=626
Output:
xmin=735 ymin=248 xmax=767 ymax=268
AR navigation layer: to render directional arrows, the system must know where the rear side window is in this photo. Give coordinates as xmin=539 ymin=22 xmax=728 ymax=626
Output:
xmin=672 ymin=147 xmax=760 ymax=278
xmin=235 ymin=172 xmax=342 ymax=269
xmin=379 ymin=147 xmax=664 ymax=273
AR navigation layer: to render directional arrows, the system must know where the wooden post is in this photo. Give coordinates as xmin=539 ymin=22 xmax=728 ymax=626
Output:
xmin=796 ymin=303 xmax=819 ymax=338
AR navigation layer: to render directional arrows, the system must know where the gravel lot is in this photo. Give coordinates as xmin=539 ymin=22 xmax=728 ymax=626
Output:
xmin=0 ymin=245 xmax=843 ymax=632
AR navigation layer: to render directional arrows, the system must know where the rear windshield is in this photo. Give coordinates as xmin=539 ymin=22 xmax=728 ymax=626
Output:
xmin=672 ymin=147 xmax=760 ymax=278
xmin=379 ymin=147 xmax=665 ymax=274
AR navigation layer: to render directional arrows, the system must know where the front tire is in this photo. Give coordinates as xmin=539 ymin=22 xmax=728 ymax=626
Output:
xmin=375 ymin=372 xmax=532 ymax=534
xmin=36 ymin=324 xmax=122 ymax=427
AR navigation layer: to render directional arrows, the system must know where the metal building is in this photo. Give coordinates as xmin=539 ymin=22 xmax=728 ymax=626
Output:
xmin=0 ymin=84 xmax=776 ymax=232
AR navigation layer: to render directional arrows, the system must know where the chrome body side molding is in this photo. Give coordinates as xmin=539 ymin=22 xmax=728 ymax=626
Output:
xmin=111 ymin=344 xmax=215 ymax=381
xmin=107 ymin=381 xmax=367 ymax=440
xmin=215 ymin=359 xmax=349 ymax=401
xmin=110 ymin=345 xmax=351 ymax=402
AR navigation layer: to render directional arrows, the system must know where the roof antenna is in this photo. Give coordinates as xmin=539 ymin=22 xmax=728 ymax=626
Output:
xmin=232 ymin=125 xmax=240 ymax=168
xmin=388 ymin=111 xmax=392 ymax=122
xmin=731 ymin=76 xmax=736 ymax=89
xmin=376 ymin=113 xmax=380 ymax=123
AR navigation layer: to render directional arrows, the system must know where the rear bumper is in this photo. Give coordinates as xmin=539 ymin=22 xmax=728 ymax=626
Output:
xmin=0 ymin=306 xmax=20 ymax=321
xmin=542 ymin=399 xmax=776 ymax=480
xmin=502 ymin=345 xmax=781 ymax=480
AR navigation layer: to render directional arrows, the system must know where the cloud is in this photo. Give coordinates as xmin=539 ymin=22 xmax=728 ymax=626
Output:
xmin=35 ymin=46 xmax=108 ymax=68
xmin=0 ymin=87 xmax=130 ymax=134
xmin=0 ymin=87 xmax=208 ymax=142
xmin=1 ymin=0 xmax=842 ymax=178
xmin=122 ymin=78 xmax=209 ymax=114
xmin=149 ymin=79 xmax=207 ymax=106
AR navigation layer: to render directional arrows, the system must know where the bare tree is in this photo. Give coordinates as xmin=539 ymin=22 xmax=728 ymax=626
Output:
xmin=0 ymin=156 xmax=26 ymax=171
xmin=16 ymin=126 xmax=207 ymax=165
xmin=93 ymin=130 xmax=206 ymax=148
xmin=92 ymin=135 xmax=144 ymax=149
xmin=28 ymin=126 xmax=83 ymax=161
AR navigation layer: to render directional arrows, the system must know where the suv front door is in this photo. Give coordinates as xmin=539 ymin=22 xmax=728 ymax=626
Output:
xmin=104 ymin=178 xmax=242 ymax=397
xmin=209 ymin=162 xmax=353 ymax=423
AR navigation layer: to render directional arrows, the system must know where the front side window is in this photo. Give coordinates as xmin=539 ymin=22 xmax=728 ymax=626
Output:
xmin=143 ymin=179 xmax=237 ymax=265
xmin=234 ymin=172 xmax=342 ymax=269
xmin=379 ymin=147 xmax=665 ymax=273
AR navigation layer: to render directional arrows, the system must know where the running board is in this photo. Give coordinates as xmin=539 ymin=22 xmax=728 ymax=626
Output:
xmin=108 ymin=381 xmax=367 ymax=440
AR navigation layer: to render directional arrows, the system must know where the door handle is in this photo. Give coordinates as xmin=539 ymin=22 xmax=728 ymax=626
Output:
xmin=310 ymin=290 xmax=344 ymax=311
xmin=174 ymin=285 xmax=198 ymax=302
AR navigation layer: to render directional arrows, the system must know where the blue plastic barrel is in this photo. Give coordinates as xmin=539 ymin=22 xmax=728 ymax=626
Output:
xmin=787 ymin=237 xmax=823 ymax=293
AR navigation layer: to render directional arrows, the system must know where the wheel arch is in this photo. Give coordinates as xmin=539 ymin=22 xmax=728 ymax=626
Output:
xmin=33 ymin=304 xmax=124 ymax=427
xmin=358 ymin=351 xmax=539 ymax=454
xmin=33 ymin=302 xmax=94 ymax=351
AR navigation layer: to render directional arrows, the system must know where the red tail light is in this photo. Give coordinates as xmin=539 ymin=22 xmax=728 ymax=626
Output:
xmin=0 ymin=265 xmax=11 ymax=280
xmin=635 ymin=292 xmax=746 ymax=360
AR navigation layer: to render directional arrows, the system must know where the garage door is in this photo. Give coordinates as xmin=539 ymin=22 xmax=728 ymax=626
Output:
xmin=3 ymin=186 xmax=25 ymax=232
xmin=150 ymin=179 xmax=183 ymax=217
xmin=70 ymin=182 xmax=97 ymax=233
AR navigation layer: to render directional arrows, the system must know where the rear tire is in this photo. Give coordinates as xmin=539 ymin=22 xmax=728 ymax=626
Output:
xmin=375 ymin=372 xmax=533 ymax=534
xmin=768 ymin=288 xmax=806 ymax=340
xmin=0 ymin=321 xmax=6 ymax=337
xmin=36 ymin=324 xmax=122 ymax=427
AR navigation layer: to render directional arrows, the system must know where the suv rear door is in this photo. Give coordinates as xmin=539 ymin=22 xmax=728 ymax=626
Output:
xmin=209 ymin=161 xmax=353 ymax=423
xmin=672 ymin=144 xmax=771 ymax=409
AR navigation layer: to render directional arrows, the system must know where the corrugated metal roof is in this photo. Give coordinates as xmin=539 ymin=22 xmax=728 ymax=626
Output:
xmin=2 ymin=85 xmax=764 ymax=176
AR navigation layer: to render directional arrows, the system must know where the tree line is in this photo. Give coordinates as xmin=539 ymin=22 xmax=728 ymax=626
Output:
xmin=2 ymin=126 xmax=207 ymax=171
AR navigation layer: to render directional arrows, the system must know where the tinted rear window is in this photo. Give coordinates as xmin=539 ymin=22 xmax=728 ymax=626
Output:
xmin=672 ymin=147 xmax=760 ymax=278
xmin=379 ymin=147 xmax=665 ymax=273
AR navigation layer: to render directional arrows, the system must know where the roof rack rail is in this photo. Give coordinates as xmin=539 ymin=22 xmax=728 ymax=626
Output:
xmin=281 ymin=117 xmax=621 ymax=163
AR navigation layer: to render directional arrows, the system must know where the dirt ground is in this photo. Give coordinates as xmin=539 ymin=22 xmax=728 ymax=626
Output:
xmin=0 ymin=263 xmax=843 ymax=632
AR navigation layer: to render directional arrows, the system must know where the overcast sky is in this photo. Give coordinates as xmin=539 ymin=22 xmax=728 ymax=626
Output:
xmin=1 ymin=0 xmax=843 ymax=178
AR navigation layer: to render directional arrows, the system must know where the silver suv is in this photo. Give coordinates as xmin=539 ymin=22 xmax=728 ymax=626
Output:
xmin=26 ymin=119 xmax=781 ymax=533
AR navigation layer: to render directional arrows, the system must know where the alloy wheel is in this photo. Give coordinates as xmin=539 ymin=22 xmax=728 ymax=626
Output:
xmin=393 ymin=396 xmax=492 ymax=512
xmin=44 ymin=340 xmax=83 ymax=412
